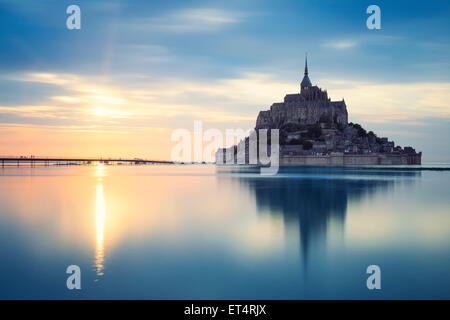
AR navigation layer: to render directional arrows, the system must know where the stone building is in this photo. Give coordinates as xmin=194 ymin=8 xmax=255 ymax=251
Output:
xmin=255 ymin=56 xmax=348 ymax=129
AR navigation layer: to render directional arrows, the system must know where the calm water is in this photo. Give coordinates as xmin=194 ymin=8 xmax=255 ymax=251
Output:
xmin=0 ymin=164 xmax=449 ymax=299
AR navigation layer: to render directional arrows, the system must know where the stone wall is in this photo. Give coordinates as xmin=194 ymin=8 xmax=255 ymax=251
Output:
xmin=279 ymin=153 xmax=421 ymax=166
xmin=255 ymin=94 xmax=348 ymax=130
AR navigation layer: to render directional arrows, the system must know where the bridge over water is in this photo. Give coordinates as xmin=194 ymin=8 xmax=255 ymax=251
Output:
xmin=0 ymin=156 xmax=173 ymax=166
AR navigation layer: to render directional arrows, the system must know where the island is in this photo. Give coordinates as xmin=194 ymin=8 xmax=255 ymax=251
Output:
xmin=216 ymin=57 xmax=422 ymax=166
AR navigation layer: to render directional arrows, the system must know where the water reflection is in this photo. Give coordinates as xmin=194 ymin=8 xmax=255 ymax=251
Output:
xmin=228 ymin=167 xmax=421 ymax=266
xmin=94 ymin=163 xmax=106 ymax=278
xmin=95 ymin=184 xmax=105 ymax=277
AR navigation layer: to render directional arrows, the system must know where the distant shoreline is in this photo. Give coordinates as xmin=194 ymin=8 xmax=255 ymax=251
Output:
xmin=1 ymin=162 xmax=450 ymax=171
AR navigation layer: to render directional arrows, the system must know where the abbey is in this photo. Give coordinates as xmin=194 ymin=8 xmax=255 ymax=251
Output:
xmin=256 ymin=57 xmax=348 ymax=129
xmin=216 ymin=56 xmax=422 ymax=166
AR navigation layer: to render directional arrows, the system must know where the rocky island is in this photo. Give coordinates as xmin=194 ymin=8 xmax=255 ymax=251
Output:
xmin=216 ymin=57 xmax=422 ymax=166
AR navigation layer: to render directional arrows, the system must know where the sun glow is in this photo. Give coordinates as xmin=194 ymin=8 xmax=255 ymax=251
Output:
xmin=93 ymin=106 xmax=108 ymax=117
xmin=91 ymin=106 xmax=130 ymax=119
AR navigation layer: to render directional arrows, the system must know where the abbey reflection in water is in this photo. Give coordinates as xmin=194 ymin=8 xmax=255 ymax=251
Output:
xmin=222 ymin=167 xmax=421 ymax=265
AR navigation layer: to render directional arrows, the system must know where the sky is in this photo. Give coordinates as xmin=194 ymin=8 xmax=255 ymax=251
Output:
xmin=0 ymin=0 xmax=449 ymax=162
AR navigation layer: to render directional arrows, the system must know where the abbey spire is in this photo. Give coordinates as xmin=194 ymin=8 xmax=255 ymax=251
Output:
xmin=300 ymin=54 xmax=312 ymax=92
xmin=304 ymin=54 xmax=308 ymax=75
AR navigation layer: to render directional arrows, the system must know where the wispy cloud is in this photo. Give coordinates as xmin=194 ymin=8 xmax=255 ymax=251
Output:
xmin=320 ymin=79 xmax=450 ymax=124
xmin=5 ymin=71 xmax=450 ymax=127
xmin=322 ymin=40 xmax=357 ymax=49
xmin=2 ymin=71 xmax=271 ymax=128
xmin=321 ymin=35 xmax=404 ymax=50
xmin=127 ymin=8 xmax=244 ymax=33
xmin=1 ymin=70 xmax=449 ymax=159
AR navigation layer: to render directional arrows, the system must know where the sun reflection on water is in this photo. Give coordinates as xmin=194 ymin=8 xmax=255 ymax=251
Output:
xmin=94 ymin=163 xmax=106 ymax=278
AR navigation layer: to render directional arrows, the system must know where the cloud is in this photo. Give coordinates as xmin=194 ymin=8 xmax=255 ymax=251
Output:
xmin=1 ymin=70 xmax=449 ymax=160
xmin=321 ymin=35 xmax=404 ymax=50
xmin=4 ymin=71 xmax=450 ymax=129
xmin=320 ymin=79 xmax=450 ymax=124
xmin=127 ymin=8 xmax=243 ymax=33
xmin=1 ymin=71 xmax=275 ymax=129
xmin=0 ymin=105 xmax=68 ymax=119
xmin=322 ymin=40 xmax=357 ymax=49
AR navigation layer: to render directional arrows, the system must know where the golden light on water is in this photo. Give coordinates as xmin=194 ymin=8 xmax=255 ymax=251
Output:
xmin=95 ymin=180 xmax=106 ymax=278
xmin=95 ymin=161 xmax=105 ymax=169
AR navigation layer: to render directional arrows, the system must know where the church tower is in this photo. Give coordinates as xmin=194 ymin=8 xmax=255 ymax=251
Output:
xmin=300 ymin=54 xmax=312 ymax=92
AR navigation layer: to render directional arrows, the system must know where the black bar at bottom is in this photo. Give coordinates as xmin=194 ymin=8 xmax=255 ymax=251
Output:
xmin=1 ymin=300 xmax=449 ymax=318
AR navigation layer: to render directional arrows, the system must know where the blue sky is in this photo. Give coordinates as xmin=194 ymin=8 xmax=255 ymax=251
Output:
xmin=0 ymin=0 xmax=449 ymax=161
